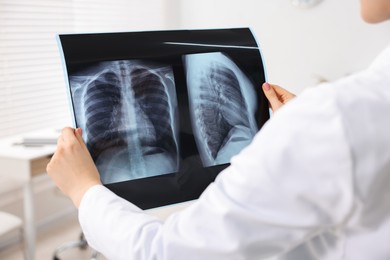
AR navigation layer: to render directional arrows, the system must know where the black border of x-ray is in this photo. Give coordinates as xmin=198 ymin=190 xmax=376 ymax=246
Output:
xmin=58 ymin=28 xmax=269 ymax=210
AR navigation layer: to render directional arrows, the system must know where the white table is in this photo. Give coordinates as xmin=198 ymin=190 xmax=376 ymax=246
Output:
xmin=0 ymin=129 xmax=58 ymax=260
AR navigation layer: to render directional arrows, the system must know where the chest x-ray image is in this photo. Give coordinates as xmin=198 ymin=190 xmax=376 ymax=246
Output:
xmin=69 ymin=60 xmax=179 ymax=184
xmin=58 ymin=28 xmax=269 ymax=208
xmin=184 ymin=52 xmax=258 ymax=167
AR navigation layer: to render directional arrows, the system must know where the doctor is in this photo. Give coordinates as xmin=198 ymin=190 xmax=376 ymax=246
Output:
xmin=47 ymin=0 xmax=390 ymax=259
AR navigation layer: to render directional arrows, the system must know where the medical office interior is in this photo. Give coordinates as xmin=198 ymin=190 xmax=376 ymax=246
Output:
xmin=0 ymin=0 xmax=390 ymax=259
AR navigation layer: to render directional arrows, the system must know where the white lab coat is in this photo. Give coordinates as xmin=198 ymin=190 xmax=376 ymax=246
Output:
xmin=79 ymin=45 xmax=390 ymax=260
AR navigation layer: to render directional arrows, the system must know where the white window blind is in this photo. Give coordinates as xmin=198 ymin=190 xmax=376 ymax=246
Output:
xmin=0 ymin=0 xmax=168 ymax=138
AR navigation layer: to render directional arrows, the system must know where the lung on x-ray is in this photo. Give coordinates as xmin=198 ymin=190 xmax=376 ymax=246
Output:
xmin=57 ymin=28 xmax=269 ymax=209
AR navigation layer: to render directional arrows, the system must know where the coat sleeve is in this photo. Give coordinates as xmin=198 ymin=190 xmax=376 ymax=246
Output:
xmin=79 ymin=86 xmax=355 ymax=260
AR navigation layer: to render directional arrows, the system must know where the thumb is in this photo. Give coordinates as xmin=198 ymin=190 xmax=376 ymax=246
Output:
xmin=262 ymin=82 xmax=282 ymax=111
xmin=74 ymin=128 xmax=86 ymax=146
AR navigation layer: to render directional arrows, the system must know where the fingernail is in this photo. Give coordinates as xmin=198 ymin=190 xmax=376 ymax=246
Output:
xmin=263 ymin=82 xmax=271 ymax=91
xmin=76 ymin=128 xmax=82 ymax=135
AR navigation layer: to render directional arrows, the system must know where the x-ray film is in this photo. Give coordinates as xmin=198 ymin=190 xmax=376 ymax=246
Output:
xmin=57 ymin=28 xmax=269 ymax=209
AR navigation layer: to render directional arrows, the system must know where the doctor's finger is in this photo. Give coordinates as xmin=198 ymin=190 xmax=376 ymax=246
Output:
xmin=74 ymin=128 xmax=88 ymax=149
xmin=57 ymin=135 xmax=63 ymax=146
xmin=262 ymin=83 xmax=283 ymax=111
xmin=61 ymin=127 xmax=78 ymax=144
xmin=271 ymin=84 xmax=296 ymax=101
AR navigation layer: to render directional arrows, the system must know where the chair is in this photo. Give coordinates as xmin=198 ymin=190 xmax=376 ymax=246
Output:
xmin=0 ymin=211 xmax=24 ymax=257
xmin=0 ymin=211 xmax=23 ymax=236
xmin=53 ymin=232 xmax=99 ymax=260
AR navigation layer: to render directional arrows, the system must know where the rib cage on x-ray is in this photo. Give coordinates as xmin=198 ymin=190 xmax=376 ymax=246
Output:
xmin=131 ymin=68 xmax=176 ymax=156
xmin=69 ymin=60 xmax=179 ymax=184
xmin=184 ymin=52 xmax=258 ymax=167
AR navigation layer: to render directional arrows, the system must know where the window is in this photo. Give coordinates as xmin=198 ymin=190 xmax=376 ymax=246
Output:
xmin=0 ymin=0 xmax=169 ymax=138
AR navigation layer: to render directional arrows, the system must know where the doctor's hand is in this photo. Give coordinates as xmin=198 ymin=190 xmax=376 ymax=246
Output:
xmin=262 ymin=83 xmax=296 ymax=112
xmin=47 ymin=127 xmax=101 ymax=208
